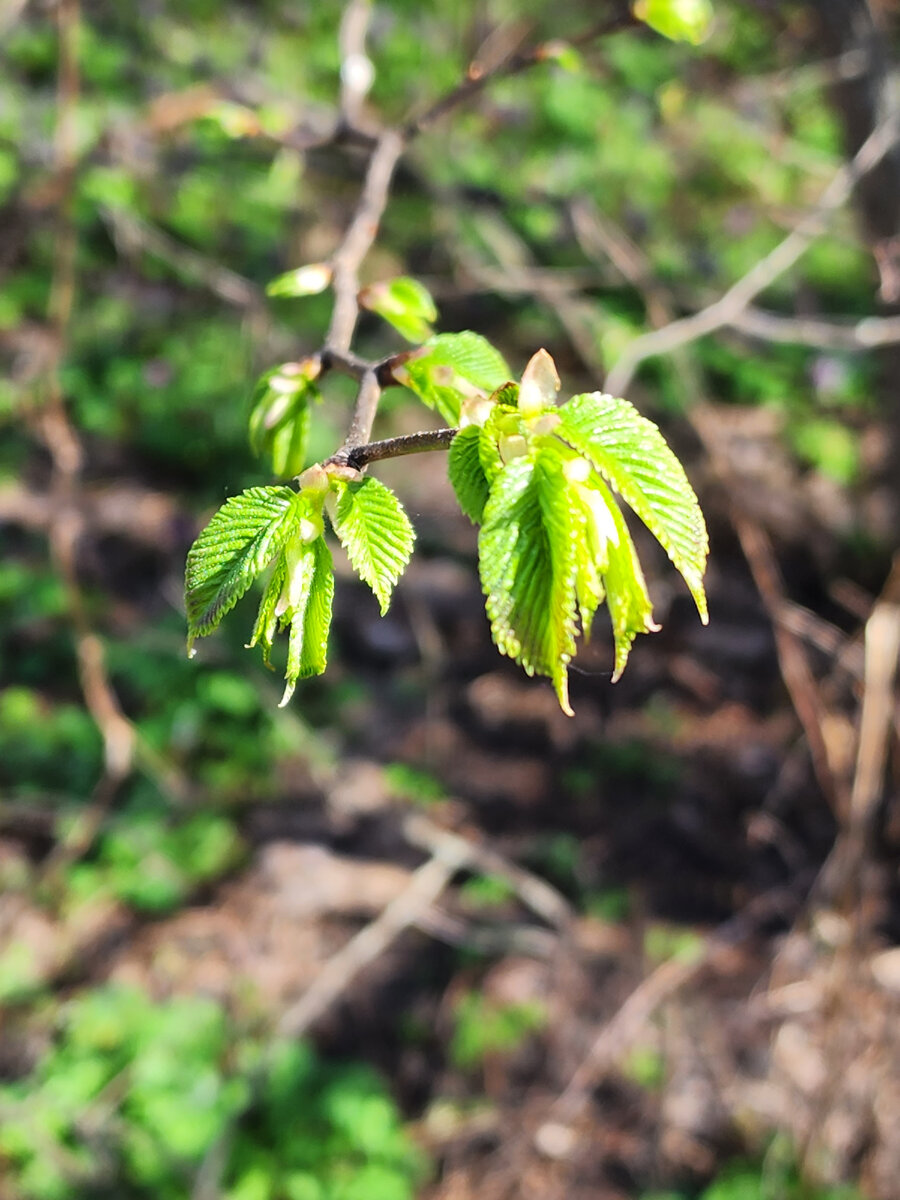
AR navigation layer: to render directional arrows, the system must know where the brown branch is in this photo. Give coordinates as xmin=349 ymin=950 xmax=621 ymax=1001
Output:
xmin=325 ymin=129 xmax=405 ymax=355
xmin=330 ymin=426 xmax=458 ymax=470
xmin=322 ymin=5 xmax=638 ymax=462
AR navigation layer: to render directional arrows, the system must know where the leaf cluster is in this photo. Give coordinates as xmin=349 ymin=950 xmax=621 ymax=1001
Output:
xmin=448 ymin=350 xmax=708 ymax=712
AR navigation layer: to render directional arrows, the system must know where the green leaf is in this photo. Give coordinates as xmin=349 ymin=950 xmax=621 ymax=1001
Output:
xmin=247 ymin=552 xmax=287 ymax=668
xmin=249 ymin=362 xmax=319 ymax=479
xmin=633 ymin=0 xmax=714 ymax=44
xmin=280 ymin=536 xmax=334 ymax=706
xmin=266 ymin=262 xmax=332 ymax=298
xmin=478 ymin=449 xmax=578 ymax=714
xmin=448 ymin=426 xmax=490 ymax=523
xmin=326 ymin=477 xmax=415 ymax=615
xmin=566 ymin=475 xmax=608 ymax=642
xmin=359 ymin=276 xmax=437 ymax=343
xmin=185 ymin=488 xmax=297 ymax=651
xmin=557 ymin=392 xmax=708 ymax=622
xmin=592 ymin=475 xmax=658 ymax=680
xmin=396 ymin=332 xmax=511 ymax=424
xmin=268 ymin=402 xmax=311 ymax=478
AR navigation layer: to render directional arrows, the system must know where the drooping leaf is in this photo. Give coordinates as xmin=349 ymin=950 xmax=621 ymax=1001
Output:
xmin=280 ymin=536 xmax=334 ymax=706
xmin=557 ymin=392 xmax=708 ymax=622
xmin=326 ymin=476 xmax=415 ymax=615
xmin=565 ymin=468 xmax=610 ymax=641
xmin=591 ymin=476 xmax=658 ymax=680
xmin=633 ymin=0 xmax=714 ymax=45
xmin=247 ymin=550 xmax=287 ymax=668
xmin=185 ymin=487 xmax=298 ymax=650
xmin=396 ymin=332 xmax=511 ymax=424
xmin=359 ymin=276 xmax=437 ymax=343
xmin=266 ymin=262 xmax=332 ymax=298
xmin=448 ymin=426 xmax=491 ymax=524
xmin=478 ymin=449 xmax=578 ymax=714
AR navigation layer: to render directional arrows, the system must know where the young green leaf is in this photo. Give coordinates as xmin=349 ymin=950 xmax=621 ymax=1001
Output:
xmin=633 ymin=0 xmax=714 ymax=45
xmin=396 ymin=332 xmax=511 ymax=425
xmin=280 ymin=536 xmax=334 ymax=706
xmin=247 ymin=552 xmax=287 ymax=668
xmin=266 ymin=262 xmax=332 ymax=298
xmin=326 ymin=476 xmax=415 ymax=615
xmin=557 ymin=392 xmax=708 ymax=622
xmin=591 ymin=476 xmax=659 ymax=680
xmin=249 ymin=361 xmax=319 ymax=479
xmin=448 ymin=426 xmax=491 ymax=524
xmin=185 ymin=487 xmax=298 ymax=651
xmin=359 ymin=277 xmax=437 ymax=343
xmin=478 ymin=449 xmax=578 ymax=714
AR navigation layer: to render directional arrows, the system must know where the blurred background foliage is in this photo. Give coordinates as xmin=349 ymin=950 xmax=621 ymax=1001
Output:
xmin=1 ymin=0 xmax=897 ymax=1197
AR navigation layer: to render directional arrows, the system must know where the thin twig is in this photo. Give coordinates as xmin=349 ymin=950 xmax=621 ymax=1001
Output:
xmin=330 ymin=426 xmax=458 ymax=470
xmin=728 ymin=306 xmax=900 ymax=350
xmin=404 ymin=8 xmax=637 ymax=137
xmin=605 ymin=110 xmax=900 ymax=394
xmin=324 ymin=5 xmax=638 ymax=462
xmin=539 ymin=879 xmax=809 ymax=1135
xmin=325 ymin=129 xmax=405 ymax=355
xmin=277 ymin=827 xmax=470 ymax=1039
xmin=405 ymin=813 xmax=574 ymax=930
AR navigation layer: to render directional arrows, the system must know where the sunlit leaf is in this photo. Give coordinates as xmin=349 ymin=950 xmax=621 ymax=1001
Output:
xmin=185 ymin=488 xmax=298 ymax=650
xmin=280 ymin=536 xmax=334 ymax=706
xmin=396 ymin=332 xmax=511 ymax=424
xmin=478 ymin=448 xmax=578 ymax=714
xmin=592 ymin=476 xmax=658 ymax=679
xmin=633 ymin=0 xmax=714 ymax=44
xmin=359 ymin=276 xmax=437 ymax=343
xmin=249 ymin=361 xmax=320 ymax=479
xmin=326 ymin=476 xmax=415 ymax=615
xmin=266 ymin=262 xmax=333 ymax=298
xmin=558 ymin=392 xmax=708 ymax=622
xmin=448 ymin=426 xmax=490 ymax=523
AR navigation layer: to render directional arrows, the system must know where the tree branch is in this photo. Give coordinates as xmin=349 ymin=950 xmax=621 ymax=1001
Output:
xmin=330 ymin=426 xmax=458 ymax=470
xmin=604 ymin=110 xmax=900 ymax=395
xmin=322 ymin=4 xmax=638 ymax=464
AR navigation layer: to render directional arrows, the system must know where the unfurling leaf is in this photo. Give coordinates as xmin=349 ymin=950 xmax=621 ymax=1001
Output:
xmin=589 ymin=476 xmax=658 ymax=679
xmin=633 ymin=0 xmax=714 ymax=44
xmin=558 ymin=392 xmax=708 ymax=623
xmin=185 ymin=487 xmax=297 ymax=651
xmin=278 ymin=536 xmax=334 ymax=706
xmin=266 ymin=262 xmax=333 ymax=298
xmin=359 ymin=276 xmax=437 ymax=343
xmin=326 ymin=476 xmax=415 ymax=615
xmin=249 ymin=360 xmax=320 ymax=478
xmin=396 ymin=332 xmax=511 ymax=425
xmin=479 ymin=448 xmax=578 ymax=715
xmin=448 ymin=426 xmax=491 ymax=524
xmin=517 ymin=348 xmax=560 ymax=419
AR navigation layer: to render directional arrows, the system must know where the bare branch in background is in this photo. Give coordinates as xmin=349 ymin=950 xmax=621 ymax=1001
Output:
xmin=338 ymin=0 xmax=376 ymax=129
xmin=605 ymin=111 xmax=900 ymax=395
xmin=730 ymin=307 xmax=900 ymax=350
